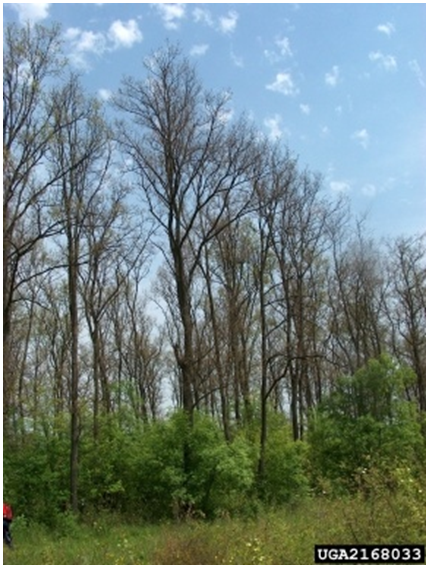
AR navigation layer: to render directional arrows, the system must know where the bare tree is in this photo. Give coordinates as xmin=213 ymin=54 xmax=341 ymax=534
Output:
xmin=47 ymin=75 xmax=111 ymax=512
xmin=387 ymin=233 xmax=426 ymax=411
xmin=78 ymin=179 xmax=152 ymax=436
xmin=3 ymin=23 xmax=66 ymax=432
xmin=327 ymin=224 xmax=388 ymax=376
xmin=270 ymin=168 xmax=334 ymax=439
xmin=197 ymin=217 xmax=259 ymax=439
xmin=114 ymin=44 xmax=260 ymax=430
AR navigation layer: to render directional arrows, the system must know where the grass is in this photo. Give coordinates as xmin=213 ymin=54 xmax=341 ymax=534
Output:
xmin=3 ymin=493 xmax=425 ymax=565
xmin=3 ymin=519 xmax=161 ymax=565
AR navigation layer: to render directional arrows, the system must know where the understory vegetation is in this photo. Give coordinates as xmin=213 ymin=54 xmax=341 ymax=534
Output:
xmin=3 ymin=473 xmax=425 ymax=565
xmin=4 ymin=356 xmax=426 ymax=564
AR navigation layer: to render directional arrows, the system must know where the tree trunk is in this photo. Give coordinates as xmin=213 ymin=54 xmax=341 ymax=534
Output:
xmin=68 ymin=239 xmax=80 ymax=513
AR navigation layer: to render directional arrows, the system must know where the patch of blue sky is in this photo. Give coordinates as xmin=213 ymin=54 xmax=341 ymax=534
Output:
xmin=3 ymin=2 xmax=425 ymax=237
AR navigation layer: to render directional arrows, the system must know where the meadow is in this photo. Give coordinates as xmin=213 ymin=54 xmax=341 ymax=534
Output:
xmin=4 ymin=486 xmax=425 ymax=565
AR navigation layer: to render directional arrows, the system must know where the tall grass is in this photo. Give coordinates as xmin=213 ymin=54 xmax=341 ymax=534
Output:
xmin=3 ymin=517 xmax=161 ymax=565
xmin=4 ymin=483 xmax=425 ymax=566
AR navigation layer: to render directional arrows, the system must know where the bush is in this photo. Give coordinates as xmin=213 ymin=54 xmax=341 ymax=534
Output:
xmin=262 ymin=426 xmax=310 ymax=504
xmin=126 ymin=412 xmax=188 ymax=520
xmin=4 ymin=418 xmax=70 ymax=524
xmin=189 ymin=425 xmax=255 ymax=517
xmin=100 ymin=411 xmax=256 ymax=520
xmin=307 ymin=355 xmax=425 ymax=491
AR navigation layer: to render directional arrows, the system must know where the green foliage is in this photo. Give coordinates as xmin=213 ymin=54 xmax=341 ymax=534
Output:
xmin=263 ymin=429 xmax=310 ymax=505
xmin=4 ymin=417 xmax=70 ymax=525
xmin=324 ymin=353 xmax=416 ymax=422
xmin=125 ymin=411 xmax=256 ymax=519
xmin=79 ymin=416 xmax=131 ymax=512
xmin=186 ymin=413 xmax=255 ymax=517
xmin=129 ymin=411 xmax=188 ymax=519
xmin=308 ymin=355 xmax=425 ymax=490
xmin=4 ymin=358 xmax=424 ymax=529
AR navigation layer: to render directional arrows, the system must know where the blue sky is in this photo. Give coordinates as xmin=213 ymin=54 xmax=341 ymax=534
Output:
xmin=4 ymin=2 xmax=426 ymax=238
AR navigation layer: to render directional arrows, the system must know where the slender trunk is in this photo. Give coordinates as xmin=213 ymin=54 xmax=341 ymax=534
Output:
xmin=3 ymin=228 xmax=14 ymax=436
xmin=204 ymin=255 xmax=231 ymax=441
xmin=69 ymin=236 xmax=80 ymax=513
xmin=173 ymin=247 xmax=195 ymax=423
xmin=91 ymin=327 xmax=100 ymax=440
xmin=290 ymin=369 xmax=299 ymax=441
xmin=257 ymin=232 xmax=269 ymax=489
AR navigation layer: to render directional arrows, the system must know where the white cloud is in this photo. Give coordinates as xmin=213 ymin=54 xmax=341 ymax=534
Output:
xmin=154 ymin=3 xmax=186 ymax=30
xmin=352 ymin=128 xmax=370 ymax=149
xmin=369 ymin=51 xmax=397 ymax=71
xmin=299 ymin=103 xmax=310 ymax=115
xmin=10 ymin=2 xmax=50 ymax=23
xmin=64 ymin=27 xmax=81 ymax=41
xmin=330 ymin=181 xmax=351 ymax=193
xmin=190 ymin=44 xmax=209 ymax=57
xmin=325 ymin=65 xmax=340 ymax=87
xmin=276 ymin=37 xmax=293 ymax=58
xmin=219 ymin=10 xmax=239 ymax=34
xmin=264 ymin=115 xmax=284 ymax=141
xmin=65 ymin=20 xmax=142 ymax=69
xmin=376 ymin=22 xmax=395 ymax=36
xmin=409 ymin=60 xmax=425 ymax=88
xmin=264 ymin=36 xmax=293 ymax=64
xmin=98 ymin=88 xmax=112 ymax=101
xmin=193 ymin=7 xmax=238 ymax=35
xmin=65 ymin=28 xmax=106 ymax=67
xmin=266 ymin=72 xmax=299 ymax=96
xmin=192 ymin=7 xmax=214 ymax=27
xmin=76 ymin=30 xmax=106 ymax=54
xmin=109 ymin=19 xmax=143 ymax=48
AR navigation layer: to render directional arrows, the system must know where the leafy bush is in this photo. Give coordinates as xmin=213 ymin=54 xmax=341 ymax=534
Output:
xmin=124 ymin=411 xmax=188 ymax=520
xmin=88 ymin=410 xmax=256 ymax=520
xmin=187 ymin=415 xmax=255 ymax=517
xmin=307 ymin=354 xmax=424 ymax=491
xmin=262 ymin=426 xmax=310 ymax=504
xmin=4 ymin=417 xmax=70 ymax=525
xmin=137 ymin=411 xmax=256 ymax=519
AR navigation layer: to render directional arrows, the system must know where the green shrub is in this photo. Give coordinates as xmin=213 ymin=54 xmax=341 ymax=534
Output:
xmin=4 ymin=419 xmax=70 ymax=524
xmin=185 ymin=413 xmax=255 ymax=517
xmin=262 ymin=427 xmax=310 ymax=504
xmin=307 ymin=354 xmax=425 ymax=491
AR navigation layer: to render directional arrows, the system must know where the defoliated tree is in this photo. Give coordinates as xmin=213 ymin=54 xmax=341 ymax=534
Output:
xmin=386 ymin=234 xmax=426 ymax=412
xmin=3 ymin=23 xmax=66 ymax=433
xmin=78 ymin=180 xmax=152 ymax=437
xmin=47 ymin=75 xmax=111 ymax=513
xmin=114 ymin=44 xmax=260 ymax=427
